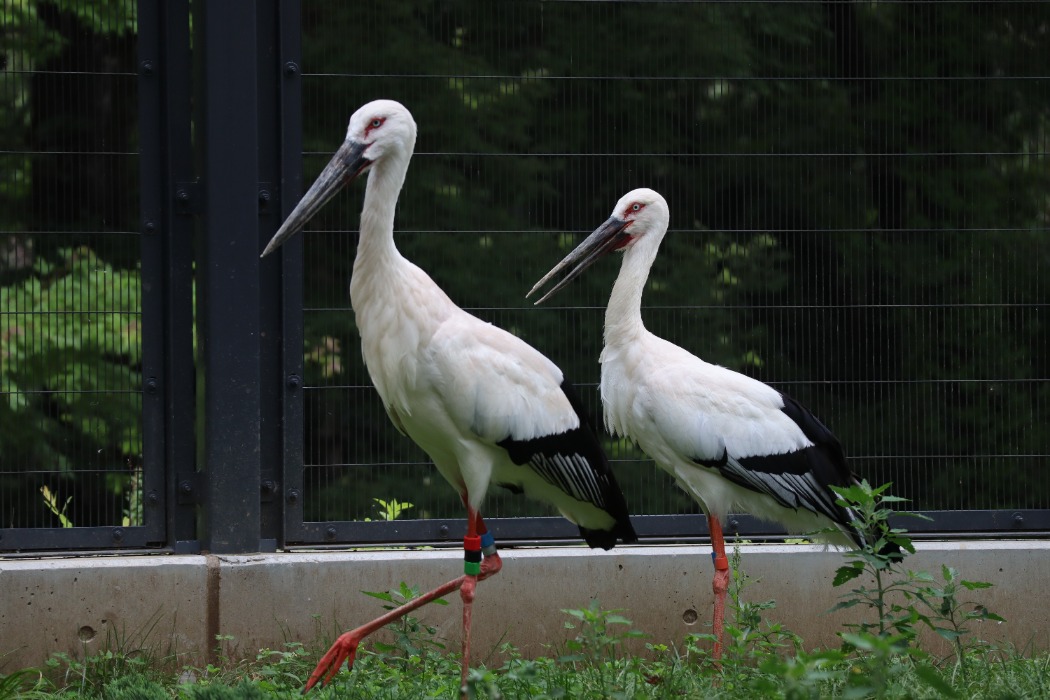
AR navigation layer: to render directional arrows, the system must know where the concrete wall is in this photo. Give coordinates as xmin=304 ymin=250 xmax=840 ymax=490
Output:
xmin=2 ymin=540 xmax=1046 ymax=673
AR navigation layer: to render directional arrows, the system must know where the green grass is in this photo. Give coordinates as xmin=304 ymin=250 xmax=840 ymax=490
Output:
xmin=3 ymin=613 xmax=1049 ymax=700
xmin=4 ymin=484 xmax=1049 ymax=699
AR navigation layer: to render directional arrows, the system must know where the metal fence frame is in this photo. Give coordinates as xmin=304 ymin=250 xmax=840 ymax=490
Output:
xmin=2 ymin=0 xmax=1048 ymax=555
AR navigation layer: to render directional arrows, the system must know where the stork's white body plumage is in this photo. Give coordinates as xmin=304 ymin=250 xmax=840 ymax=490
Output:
xmin=535 ymin=187 xmax=862 ymax=544
xmin=530 ymin=187 xmax=878 ymax=659
xmin=342 ymin=104 xmax=631 ymax=537
xmin=354 ymin=256 xmax=610 ymax=524
xmin=600 ymin=323 xmax=854 ymax=544
xmin=261 ymin=100 xmax=634 ymax=694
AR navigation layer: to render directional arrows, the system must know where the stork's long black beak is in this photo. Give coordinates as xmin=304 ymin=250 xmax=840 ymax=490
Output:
xmin=527 ymin=216 xmax=632 ymax=304
xmin=260 ymin=139 xmax=371 ymax=257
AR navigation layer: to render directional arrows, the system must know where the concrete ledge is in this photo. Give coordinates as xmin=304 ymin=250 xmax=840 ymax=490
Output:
xmin=2 ymin=541 xmax=1047 ymax=672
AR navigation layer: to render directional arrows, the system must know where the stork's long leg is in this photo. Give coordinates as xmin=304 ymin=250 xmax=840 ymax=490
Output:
xmin=303 ymin=574 xmax=468 ymax=693
xmin=457 ymin=503 xmax=494 ymax=697
xmin=708 ymin=515 xmax=730 ymax=663
xmin=304 ymin=503 xmax=504 ymax=696
xmin=454 ymin=505 xmax=502 ymax=699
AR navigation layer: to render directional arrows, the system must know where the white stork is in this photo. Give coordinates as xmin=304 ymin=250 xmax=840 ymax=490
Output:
xmin=260 ymin=100 xmax=637 ymax=694
xmin=529 ymin=188 xmax=886 ymax=659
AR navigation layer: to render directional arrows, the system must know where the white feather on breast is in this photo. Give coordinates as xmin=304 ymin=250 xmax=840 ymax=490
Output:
xmin=352 ymin=257 xmax=577 ymax=451
xmin=352 ymin=259 xmax=451 ymax=431
xmin=602 ymin=330 xmax=813 ymax=467
xmin=426 ymin=312 xmax=578 ymax=444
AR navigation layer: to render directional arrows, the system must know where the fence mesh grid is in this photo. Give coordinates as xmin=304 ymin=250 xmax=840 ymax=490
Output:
xmin=1 ymin=1 xmax=1047 ymax=542
xmin=0 ymin=2 xmax=142 ymax=530
xmin=298 ymin=1 xmax=1050 ymax=524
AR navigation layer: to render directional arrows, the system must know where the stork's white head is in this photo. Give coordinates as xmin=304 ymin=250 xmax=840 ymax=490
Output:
xmin=344 ymin=99 xmax=418 ymax=170
xmin=606 ymin=188 xmax=670 ymax=251
xmin=528 ymin=188 xmax=671 ymax=304
xmin=260 ymin=99 xmax=417 ymax=257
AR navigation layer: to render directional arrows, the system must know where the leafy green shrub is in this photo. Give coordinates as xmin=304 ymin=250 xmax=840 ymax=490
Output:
xmin=101 ymin=674 xmax=167 ymax=700
xmin=361 ymin=582 xmax=449 ymax=665
xmin=829 ymin=481 xmax=924 ymax=641
xmin=0 ymin=668 xmax=48 ymax=700
xmin=1 ymin=246 xmax=143 ymax=528
xmin=182 ymin=683 xmax=271 ymax=700
xmin=827 ymin=482 xmax=1004 ymax=696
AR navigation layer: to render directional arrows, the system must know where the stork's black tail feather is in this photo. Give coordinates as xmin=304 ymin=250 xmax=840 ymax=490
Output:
xmin=496 ymin=378 xmax=638 ymax=549
xmin=879 ymin=538 xmax=905 ymax=562
xmin=580 ymin=521 xmax=639 ymax=551
xmin=560 ymin=379 xmax=638 ymax=549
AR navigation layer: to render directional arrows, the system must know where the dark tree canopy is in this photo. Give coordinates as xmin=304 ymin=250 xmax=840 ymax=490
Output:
xmin=1 ymin=1 xmax=1048 ymax=530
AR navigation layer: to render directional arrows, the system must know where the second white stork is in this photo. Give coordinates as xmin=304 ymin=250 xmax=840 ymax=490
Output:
xmin=529 ymin=188 xmax=888 ymax=659
xmin=261 ymin=101 xmax=637 ymax=694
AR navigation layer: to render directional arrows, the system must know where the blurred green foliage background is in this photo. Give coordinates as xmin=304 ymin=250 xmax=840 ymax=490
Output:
xmin=2 ymin=1 xmax=1048 ymax=532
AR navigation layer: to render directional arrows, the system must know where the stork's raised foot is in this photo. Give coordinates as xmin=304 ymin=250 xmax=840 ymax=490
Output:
xmin=302 ymin=630 xmax=361 ymax=693
xmin=478 ymin=551 xmax=503 ymax=581
xmin=302 ymin=574 xmax=469 ymax=694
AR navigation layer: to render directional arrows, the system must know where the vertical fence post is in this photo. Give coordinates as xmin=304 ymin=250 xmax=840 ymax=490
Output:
xmin=195 ymin=3 xmax=262 ymax=553
xmin=138 ymin=0 xmax=197 ymax=551
xmin=275 ymin=0 xmax=305 ymax=547
xmin=257 ymin=0 xmax=303 ymax=550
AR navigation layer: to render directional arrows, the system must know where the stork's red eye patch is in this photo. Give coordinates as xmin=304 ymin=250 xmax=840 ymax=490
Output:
xmin=365 ymin=117 xmax=386 ymax=136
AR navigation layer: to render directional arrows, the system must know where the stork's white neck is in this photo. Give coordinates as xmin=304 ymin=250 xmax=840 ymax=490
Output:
xmin=354 ymin=152 xmax=411 ymax=270
xmin=604 ymin=238 xmax=660 ymax=346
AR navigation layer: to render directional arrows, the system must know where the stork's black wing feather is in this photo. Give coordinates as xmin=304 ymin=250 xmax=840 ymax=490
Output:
xmin=692 ymin=392 xmax=863 ymax=545
xmin=498 ymin=380 xmax=637 ymax=549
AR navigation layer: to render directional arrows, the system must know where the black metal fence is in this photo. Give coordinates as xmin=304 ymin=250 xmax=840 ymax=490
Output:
xmin=2 ymin=1 xmax=1048 ymax=555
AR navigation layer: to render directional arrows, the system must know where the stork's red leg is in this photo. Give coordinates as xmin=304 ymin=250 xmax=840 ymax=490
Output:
xmin=708 ymin=515 xmax=730 ymax=663
xmin=458 ymin=504 xmax=484 ymax=698
xmin=472 ymin=509 xmax=503 ymax=581
xmin=303 ymin=502 xmax=502 ymax=696
xmin=303 ymin=574 xmax=467 ymax=693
